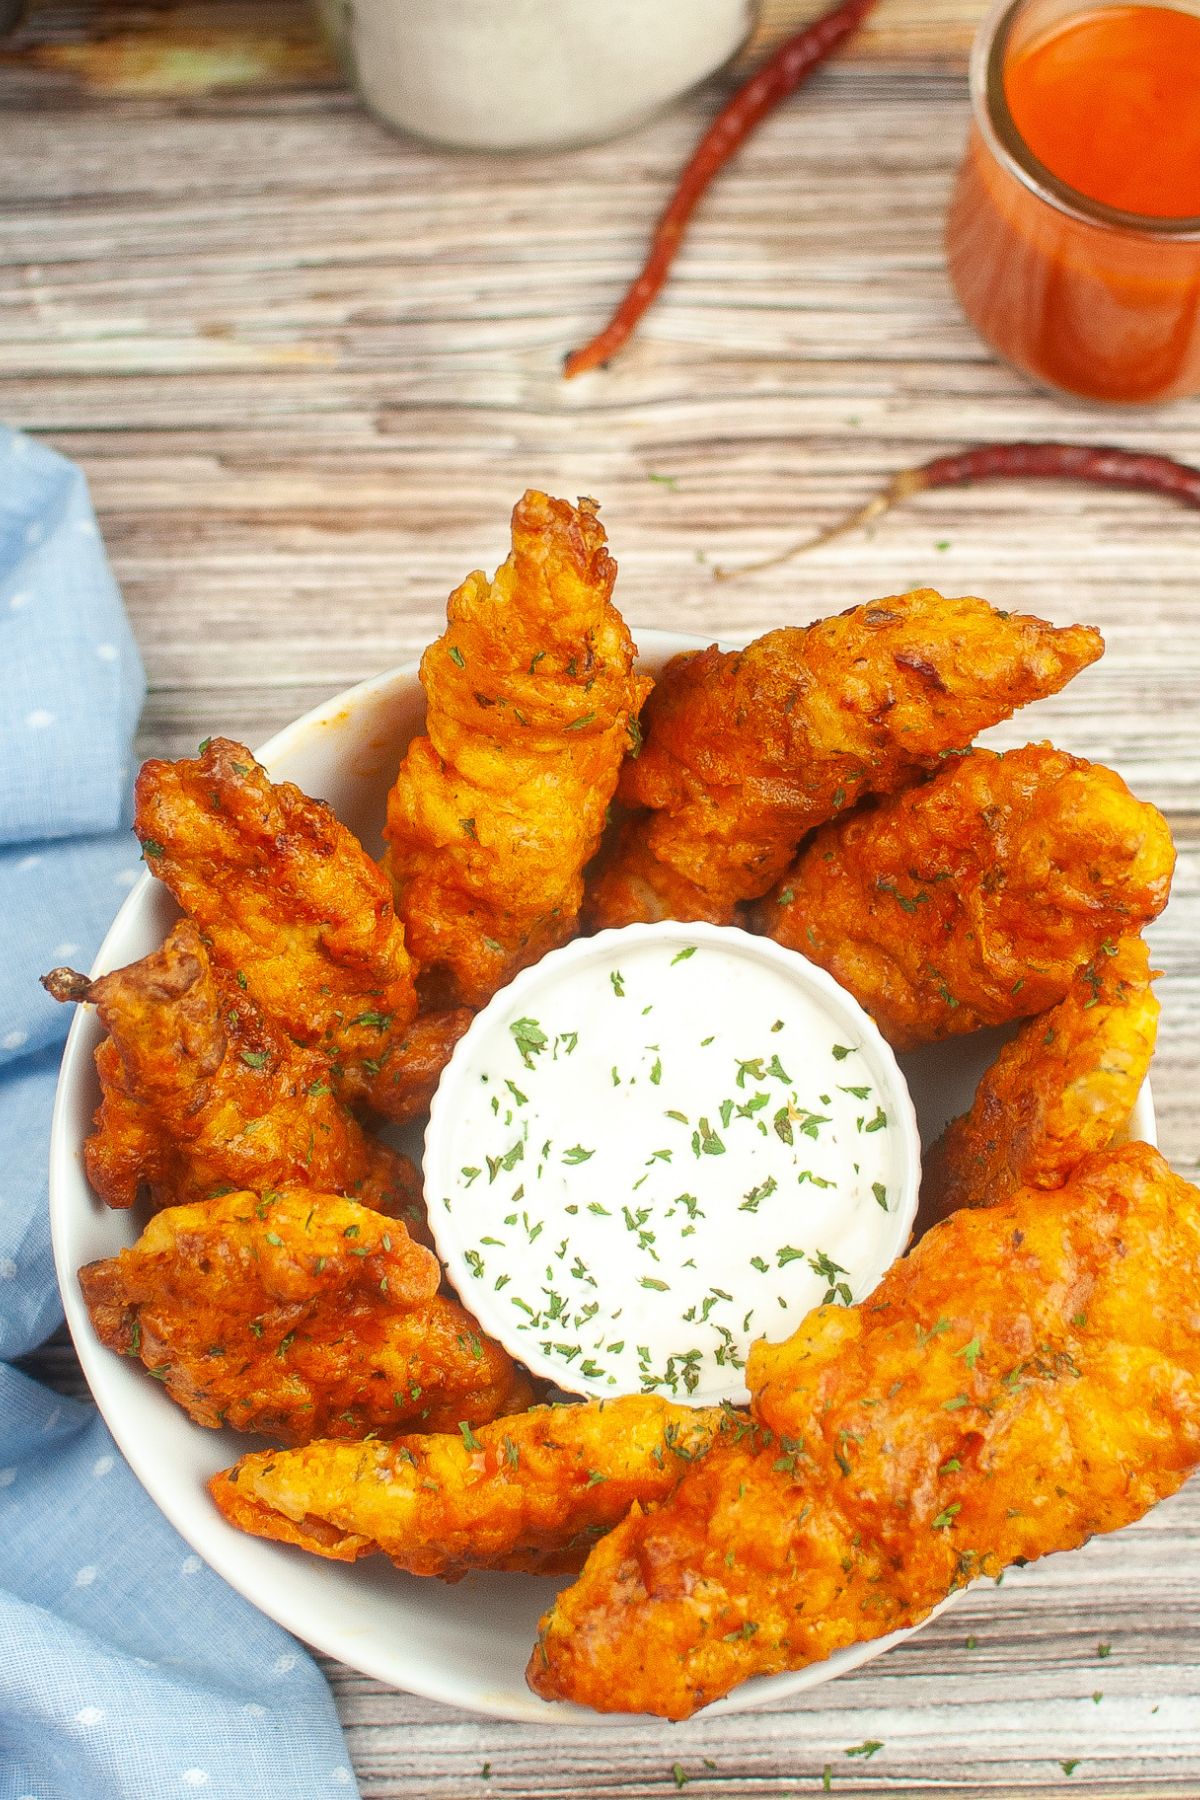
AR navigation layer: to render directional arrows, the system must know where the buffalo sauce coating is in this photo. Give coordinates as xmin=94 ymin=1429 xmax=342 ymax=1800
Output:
xmin=527 ymin=1143 xmax=1200 ymax=1718
xmin=758 ymin=745 xmax=1174 ymax=1051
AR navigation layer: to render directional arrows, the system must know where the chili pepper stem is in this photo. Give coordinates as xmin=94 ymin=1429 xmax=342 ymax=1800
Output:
xmin=712 ymin=442 xmax=1200 ymax=579
xmin=712 ymin=490 xmax=899 ymax=580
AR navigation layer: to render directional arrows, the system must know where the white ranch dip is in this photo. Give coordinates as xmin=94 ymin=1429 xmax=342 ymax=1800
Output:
xmin=426 ymin=923 xmax=920 ymax=1405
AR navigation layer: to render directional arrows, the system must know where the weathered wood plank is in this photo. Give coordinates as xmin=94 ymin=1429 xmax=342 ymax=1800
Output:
xmin=2 ymin=0 xmax=985 ymax=105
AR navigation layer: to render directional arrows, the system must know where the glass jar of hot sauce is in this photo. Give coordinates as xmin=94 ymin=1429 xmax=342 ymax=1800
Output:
xmin=946 ymin=0 xmax=1200 ymax=404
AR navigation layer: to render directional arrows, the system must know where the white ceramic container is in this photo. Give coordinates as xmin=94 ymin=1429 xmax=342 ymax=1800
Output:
xmin=318 ymin=0 xmax=759 ymax=150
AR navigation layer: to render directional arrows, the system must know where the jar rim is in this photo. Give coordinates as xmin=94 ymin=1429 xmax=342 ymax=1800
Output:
xmin=970 ymin=0 xmax=1200 ymax=240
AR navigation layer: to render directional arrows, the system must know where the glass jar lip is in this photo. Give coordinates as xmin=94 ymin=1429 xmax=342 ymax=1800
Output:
xmin=970 ymin=0 xmax=1200 ymax=240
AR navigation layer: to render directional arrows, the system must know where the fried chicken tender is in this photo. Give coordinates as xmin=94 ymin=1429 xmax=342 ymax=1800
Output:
xmin=529 ymin=1143 xmax=1200 ymax=1717
xmin=383 ymin=492 xmax=651 ymax=1008
xmin=80 ymin=1188 xmax=532 ymax=1443
xmin=43 ymin=922 xmax=421 ymax=1229
xmin=134 ymin=737 xmax=420 ymax=1117
xmin=210 ymin=1395 xmax=726 ymax=1579
xmin=359 ymin=1005 xmax=473 ymax=1125
xmin=585 ymin=591 xmax=1102 ymax=928
xmin=920 ymin=936 xmax=1159 ymax=1228
xmin=757 ymin=744 xmax=1174 ymax=1049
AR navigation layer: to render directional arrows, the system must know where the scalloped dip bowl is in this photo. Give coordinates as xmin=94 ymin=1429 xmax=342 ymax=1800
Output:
xmin=426 ymin=919 xmax=922 ymax=1407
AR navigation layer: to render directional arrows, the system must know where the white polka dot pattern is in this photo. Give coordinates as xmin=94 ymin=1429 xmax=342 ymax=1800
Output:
xmin=0 ymin=423 xmax=357 ymax=1800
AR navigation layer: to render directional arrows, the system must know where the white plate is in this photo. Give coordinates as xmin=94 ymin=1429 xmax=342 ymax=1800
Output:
xmin=47 ymin=628 xmax=1155 ymax=1723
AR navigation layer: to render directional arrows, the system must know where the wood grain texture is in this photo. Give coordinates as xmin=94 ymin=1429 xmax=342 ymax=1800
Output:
xmin=744 ymin=0 xmax=987 ymax=60
xmin=5 ymin=2 xmax=1200 ymax=1793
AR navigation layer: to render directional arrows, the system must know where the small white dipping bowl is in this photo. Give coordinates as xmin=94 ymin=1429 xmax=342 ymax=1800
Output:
xmin=47 ymin=626 xmax=1156 ymax=1723
xmin=426 ymin=920 xmax=922 ymax=1406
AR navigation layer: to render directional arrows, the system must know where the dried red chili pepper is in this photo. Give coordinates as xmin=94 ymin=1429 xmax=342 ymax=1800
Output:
xmin=562 ymin=0 xmax=878 ymax=380
xmin=716 ymin=440 xmax=1200 ymax=577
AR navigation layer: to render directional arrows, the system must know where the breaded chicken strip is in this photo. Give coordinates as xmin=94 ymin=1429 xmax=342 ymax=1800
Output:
xmin=757 ymin=745 xmax=1173 ymax=1049
xmin=210 ymin=1395 xmax=725 ymax=1579
xmin=361 ymin=1005 xmax=473 ymax=1125
xmin=134 ymin=737 xmax=421 ymax=1118
xmin=920 ymin=936 xmax=1159 ymax=1227
xmin=529 ymin=1143 xmax=1200 ymax=1717
xmin=585 ymin=591 xmax=1102 ymax=927
xmin=384 ymin=492 xmax=651 ymax=1007
xmin=43 ymin=922 xmax=421 ymax=1230
xmin=80 ymin=1188 xmax=532 ymax=1443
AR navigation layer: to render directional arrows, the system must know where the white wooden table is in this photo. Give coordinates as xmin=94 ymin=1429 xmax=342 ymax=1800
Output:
xmin=5 ymin=2 xmax=1199 ymax=1792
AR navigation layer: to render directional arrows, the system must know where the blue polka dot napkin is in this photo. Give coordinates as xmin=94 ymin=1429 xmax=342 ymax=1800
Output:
xmin=0 ymin=427 xmax=363 ymax=1800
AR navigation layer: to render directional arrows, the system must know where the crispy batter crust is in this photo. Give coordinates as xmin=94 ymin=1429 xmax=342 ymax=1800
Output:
xmin=383 ymin=492 xmax=651 ymax=1007
xmin=134 ymin=737 xmax=421 ymax=1118
xmin=80 ymin=1188 xmax=532 ymax=1443
xmin=210 ymin=1395 xmax=726 ymax=1579
xmin=358 ymin=1006 xmax=473 ymax=1126
xmin=585 ymin=592 xmax=1103 ymax=927
xmin=757 ymin=744 xmax=1174 ymax=1049
xmin=528 ymin=1143 xmax=1200 ymax=1717
xmin=919 ymin=935 xmax=1159 ymax=1227
xmin=49 ymin=921 xmax=422 ymax=1227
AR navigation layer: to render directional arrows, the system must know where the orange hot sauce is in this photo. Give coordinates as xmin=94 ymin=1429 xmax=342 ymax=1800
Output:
xmin=947 ymin=2 xmax=1200 ymax=404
